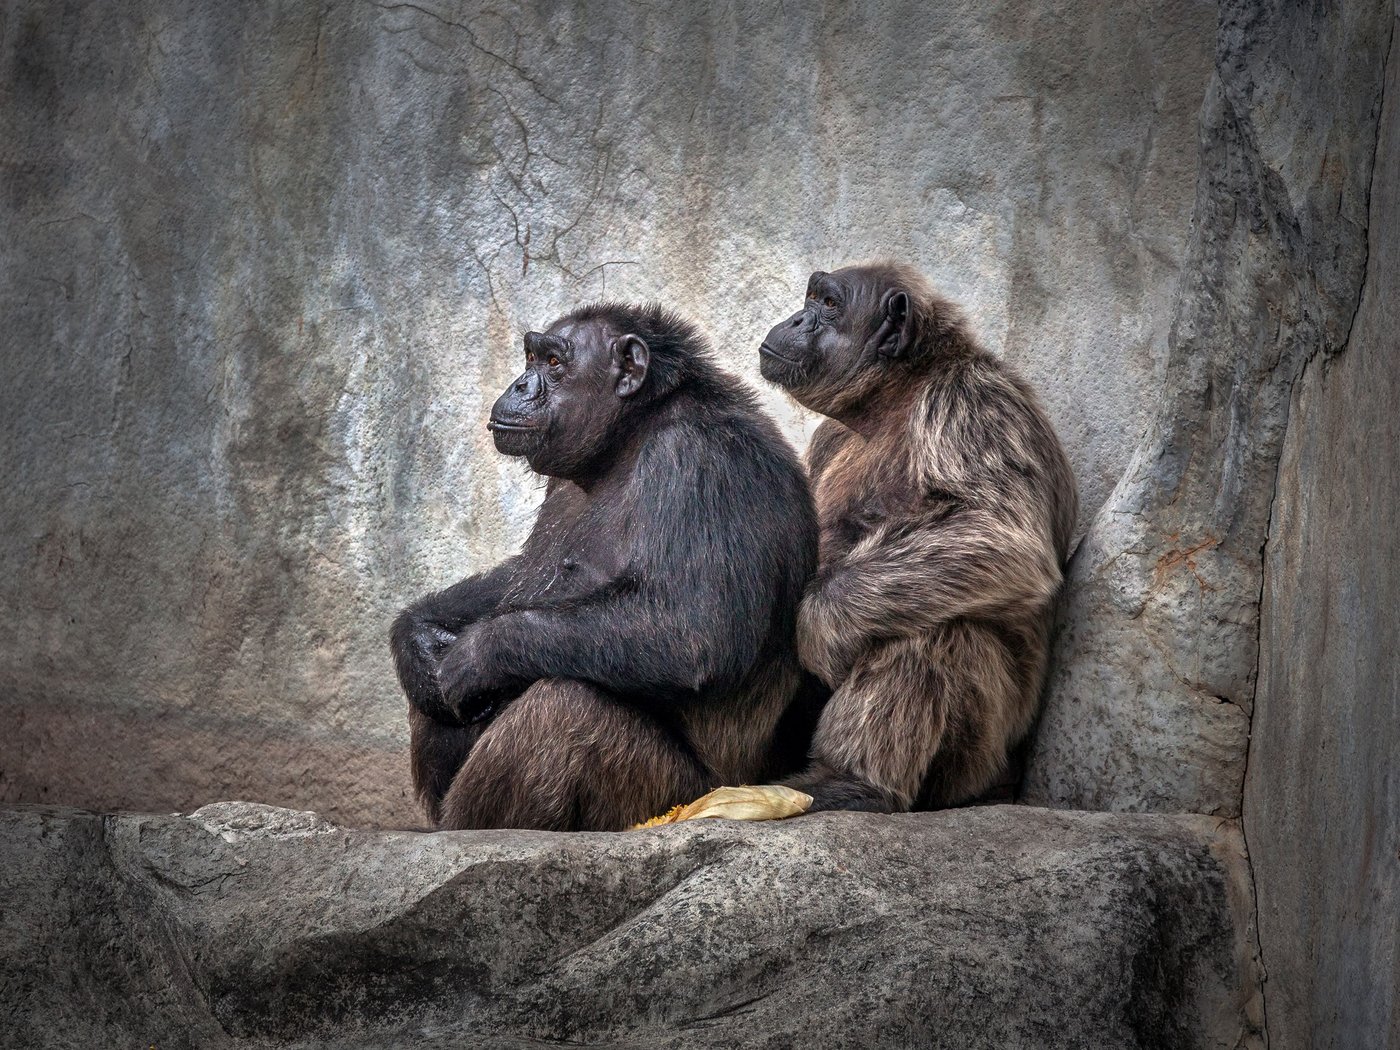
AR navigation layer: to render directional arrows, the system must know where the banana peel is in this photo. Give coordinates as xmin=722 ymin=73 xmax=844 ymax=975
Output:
xmin=632 ymin=785 xmax=813 ymax=829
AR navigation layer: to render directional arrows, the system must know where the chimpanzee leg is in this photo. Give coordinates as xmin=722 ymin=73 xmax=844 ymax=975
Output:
xmin=788 ymin=634 xmax=951 ymax=813
xmin=790 ymin=625 xmax=1023 ymax=813
xmin=438 ymin=679 xmax=713 ymax=832
xmin=408 ymin=707 xmax=485 ymax=826
xmin=394 ymin=565 xmax=521 ymax=822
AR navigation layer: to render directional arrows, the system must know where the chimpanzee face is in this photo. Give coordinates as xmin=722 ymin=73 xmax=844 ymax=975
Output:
xmin=488 ymin=316 xmax=650 ymax=479
xmin=759 ymin=267 xmax=915 ymax=419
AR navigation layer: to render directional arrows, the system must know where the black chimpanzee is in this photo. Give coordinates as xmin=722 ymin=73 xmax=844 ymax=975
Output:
xmin=391 ymin=302 xmax=819 ymax=831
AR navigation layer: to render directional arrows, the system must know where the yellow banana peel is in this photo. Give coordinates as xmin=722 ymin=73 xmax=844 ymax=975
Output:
xmin=632 ymin=785 xmax=813 ymax=829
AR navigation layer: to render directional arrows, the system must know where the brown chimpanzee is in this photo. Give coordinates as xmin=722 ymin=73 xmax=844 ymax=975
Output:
xmin=391 ymin=302 xmax=818 ymax=831
xmin=759 ymin=262 xmax=1077 ymax=813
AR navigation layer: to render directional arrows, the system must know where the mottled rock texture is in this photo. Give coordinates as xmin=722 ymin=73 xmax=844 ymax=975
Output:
xmin=1242 ymin=20 xmax=1400 ymax=1050
xmin=0 ymin=0 xmax=1213 ymax=825
xmin=0 ymin=802 xmax=1264 ymax=1049
xmin=2 ymin=2 xmax=1398 ymax=1047
xmin=1023 ymin=0 xmax=1395 ymax=817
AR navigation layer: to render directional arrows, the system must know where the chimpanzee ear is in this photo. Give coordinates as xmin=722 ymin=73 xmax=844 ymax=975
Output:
xmin=612 ymin=334 xmax=651 ymax=398
xmin=868 ymin=288 xmax=915 ymax=359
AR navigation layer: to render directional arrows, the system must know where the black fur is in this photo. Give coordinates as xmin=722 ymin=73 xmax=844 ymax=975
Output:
xmin=391 ymin=302 xmax=818 ymax=831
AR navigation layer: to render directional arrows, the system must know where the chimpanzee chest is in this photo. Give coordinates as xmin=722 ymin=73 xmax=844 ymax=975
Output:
xmin=512 ymin=486 xmax=631 ymax=605
xmin=812 ymin=435 xmax=912 ymax=563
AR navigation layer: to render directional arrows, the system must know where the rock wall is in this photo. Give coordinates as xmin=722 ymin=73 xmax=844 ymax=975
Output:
xmin=1022 ymin=0 xmax=1395 ymax=817
xmin=2 ymin=3 xmax=1397 ymax=1046
xmin=1242 ymin=19 xmax=1400 ymax=1049
xmin=0 ymin=0 xmax=1214 ymax=825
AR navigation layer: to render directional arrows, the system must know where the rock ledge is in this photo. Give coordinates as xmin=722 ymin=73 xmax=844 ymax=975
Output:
xmin=1 ymin=803 xmax=1262 ymax=1049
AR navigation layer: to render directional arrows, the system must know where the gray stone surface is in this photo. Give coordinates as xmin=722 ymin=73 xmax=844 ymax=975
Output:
xmin=0 ymin=801 xmax=1264 ymax=1048
xmin=1023 ymin=0 xmax=1396 ymax=817
xmin=1242 ymin=19 xmax=1400 ymax=1050
xmin=2 ymin=5 xmax=1397 ymax=1043
xmin=0 ymin=0 xmax=1213 ymax=824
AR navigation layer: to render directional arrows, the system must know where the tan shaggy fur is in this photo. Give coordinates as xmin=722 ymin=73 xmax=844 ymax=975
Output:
xmin=792 ymin=262 xmax=1077 ymax=809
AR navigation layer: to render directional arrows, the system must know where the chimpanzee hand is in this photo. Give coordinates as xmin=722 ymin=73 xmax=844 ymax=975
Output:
xmin=795 ymin=579 xmax=864 ymax=688
xmin=436 ymin=621 xmax=520 ymax=724
xmin=395 ymin=621 xmax=461 ymax=725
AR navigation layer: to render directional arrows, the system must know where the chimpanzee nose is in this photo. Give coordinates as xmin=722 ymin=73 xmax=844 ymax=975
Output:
xmin=514 ymin=371 xmax=543 ymax=400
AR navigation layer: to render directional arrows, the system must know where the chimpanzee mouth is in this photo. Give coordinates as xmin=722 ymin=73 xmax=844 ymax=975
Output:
xmin=488 ymin=418 xmax=544 ymax=457
xmin=759 ymin=342 xmax=799 ymax=365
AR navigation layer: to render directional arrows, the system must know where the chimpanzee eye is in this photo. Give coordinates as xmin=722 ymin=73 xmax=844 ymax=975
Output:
xmin=806 ymin=290 xmax=817 ymax=300
xmin=823 ymin=296 xmax=837 ymax=308
xmin=525 ymin=350 xmax=535 ymax=362
xmin=547 ymin=355 xmax=561 ymax=368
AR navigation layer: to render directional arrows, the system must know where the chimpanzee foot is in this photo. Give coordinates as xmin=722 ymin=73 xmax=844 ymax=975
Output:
xmin=786 ymin=766 xmax=902 ymax=813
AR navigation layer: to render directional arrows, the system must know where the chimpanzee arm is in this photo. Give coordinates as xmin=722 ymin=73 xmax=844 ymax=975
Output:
xmin=440 ymin=425 xmax=799 ymax=711
xmin=798 ymin=385 xmax=1068 ymax=687
xmin=391 ymin=557 xmax=521 ymax=724
xmin=796 ymin=508 xmax=1062 ymax=686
